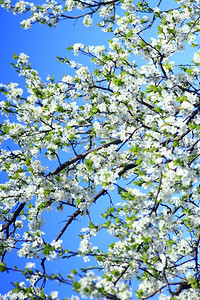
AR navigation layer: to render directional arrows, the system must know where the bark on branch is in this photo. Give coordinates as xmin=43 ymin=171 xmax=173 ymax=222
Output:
xmin=47 ymin=139 xmax=122 ymax=177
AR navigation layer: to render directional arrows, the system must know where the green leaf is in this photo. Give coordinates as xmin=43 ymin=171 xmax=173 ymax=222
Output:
xmin=188 ymin=276 xmax=198 ymax=289
xmin=157 ymin=26 xmax=163 ymax=34
xmin=25 ymin=157 xmax=31 ymax=166
xmin=44 ymin=189 xmax=51 ymax=196
xmin=73 ymin=281 xmax=81 ymax=291
xmin=130 ymin=144 xmax=140 ymax=153
xmin=26 ymin=286 xmax=32 ymax=294
xmin=85 ymin=159 xmax=93 ymax=171
xmin=53 ymin=138 xmax=60 ymax=145
xmin=40 ymin=289 xmax=45 ymax=298
xmin=112 ymin=270 xmax=120 ymax=276
xmin=154 ymin=106 xmax=163 ymax=113
xmin=66 ymin=46 xmax=73 ymax=50
xmin=136 ymin=289 xmax=144 ymax=299
xmin=0 ymin=262 xmax=7 ymax=272
xmin=12 ymin=53 xmax=18 ymax=60
xmin=173 ymin=140 xmax=179 ymax=147
xmin=113 ymin=78 xmax=124 ymax=87
xmin=89 ymin=221 xmax=96 ymax=229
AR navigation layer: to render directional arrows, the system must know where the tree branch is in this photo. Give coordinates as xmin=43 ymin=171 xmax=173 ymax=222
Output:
xmin=46 ymin=139 xmax=122 ymax=177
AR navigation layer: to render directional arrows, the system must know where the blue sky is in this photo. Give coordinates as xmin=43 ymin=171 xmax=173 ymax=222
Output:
xmin=0 ymin=2 xmax=198 ymax=299
xmin=0 ymin=7 xmax=110 ymax=84
xmin=0 ymin=6 xmax=116 ymax=299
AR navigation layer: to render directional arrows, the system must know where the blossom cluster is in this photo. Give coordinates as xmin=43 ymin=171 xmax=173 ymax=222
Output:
xmin=1 ymin=0 xmax=200 ymax=299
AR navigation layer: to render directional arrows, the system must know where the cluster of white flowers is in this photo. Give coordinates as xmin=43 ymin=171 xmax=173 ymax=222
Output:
xmin=73 ymin=43 xmax=84 ymax=55
xmin=14 ymin=1 xmax=29 ymax=13
xmin=83 ymin=15 xmax=93 ymax=27
xmin=1 ymin=0 xmax=200 ymax=299
xmin=193 ymin=51 xmax=200 ymax=64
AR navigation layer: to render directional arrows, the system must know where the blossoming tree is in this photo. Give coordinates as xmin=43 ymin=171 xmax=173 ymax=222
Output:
xmin=1 ymin=0 xmax=200 ymax=299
